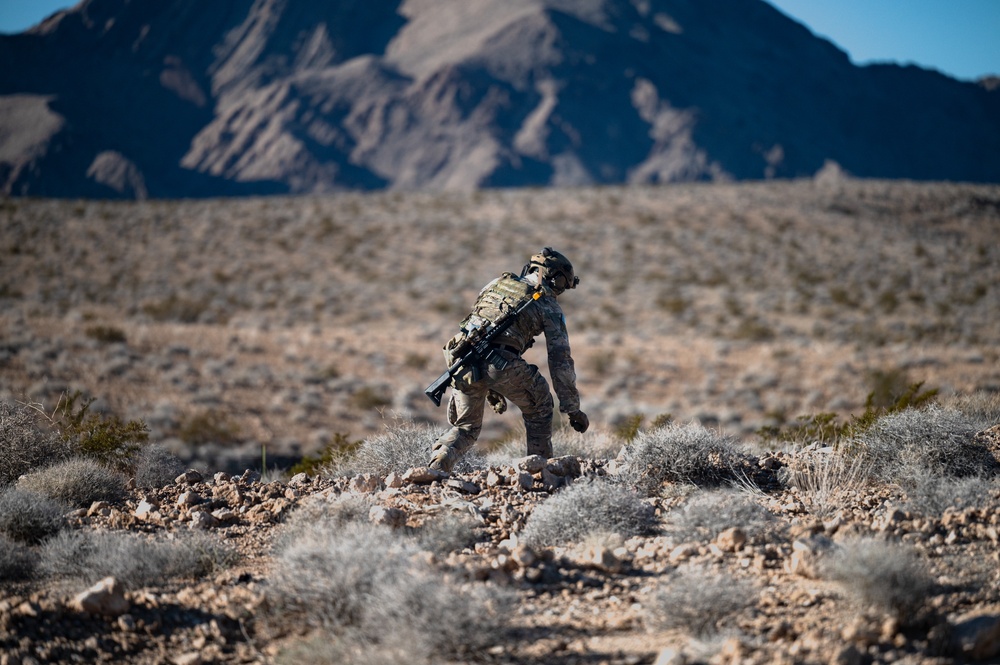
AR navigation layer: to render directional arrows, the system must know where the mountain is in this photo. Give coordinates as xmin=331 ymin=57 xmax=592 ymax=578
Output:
xmin=2 ymin=0 xmax=999 ymax=198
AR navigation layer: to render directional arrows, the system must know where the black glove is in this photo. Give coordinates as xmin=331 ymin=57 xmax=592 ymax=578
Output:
xmin=568 ymin=410 xmax=589 ymax=433
xmin=487 ymin=390 xmax=507 ymax=415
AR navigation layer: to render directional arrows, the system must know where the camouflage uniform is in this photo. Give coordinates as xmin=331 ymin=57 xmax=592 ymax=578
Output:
xmin=429 ymin=266 xmax=584 ymax=470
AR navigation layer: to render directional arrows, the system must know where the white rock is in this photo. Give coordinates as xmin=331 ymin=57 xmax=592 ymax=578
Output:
xmin=71 ymin=576 xmax=129 ymax=616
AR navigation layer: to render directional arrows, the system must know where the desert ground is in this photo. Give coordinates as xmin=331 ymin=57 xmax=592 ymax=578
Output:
xmin=1 ymin=177 xmax=1000 ymax=664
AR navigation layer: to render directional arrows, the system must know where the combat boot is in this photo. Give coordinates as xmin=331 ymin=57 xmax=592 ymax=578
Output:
xmin=428 ymin=445 xmax=459 ymax=473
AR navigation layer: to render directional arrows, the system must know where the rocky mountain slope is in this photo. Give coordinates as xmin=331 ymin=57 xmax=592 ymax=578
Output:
xmin=2 ymin=0 xmax=999 ymax=198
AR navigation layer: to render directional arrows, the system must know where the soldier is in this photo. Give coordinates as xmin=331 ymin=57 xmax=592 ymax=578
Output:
xmin=428 ymin=248 xmax=589 ymax=472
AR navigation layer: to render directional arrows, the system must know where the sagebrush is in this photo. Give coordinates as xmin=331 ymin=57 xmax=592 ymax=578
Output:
xmin=0 ymin=400 xmax=72 ymax=487
xmin=521 ymin=477 xmax=654 ymax=547
xmin=821 ymin=536 xmax=932 ymax=622
xmin=17 ymin=457 xmax=127 ymax=507
xmin=646 ymin=565 xmax=759 ymax=637
xmin=0 ymin=488 xmax=67 ymax=544
xmin=40 ymin=529 xmax=236 ymax=586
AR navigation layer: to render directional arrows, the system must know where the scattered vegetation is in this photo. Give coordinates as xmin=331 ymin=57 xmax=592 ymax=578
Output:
xmin=42 ymin=392 xmax=150 ymax=471
xmin=0 ymin=400 xmax=72 ymax=487
xmin=331 ymin=421 xmax=480 ymax=476
xmin=849 ymin=404 xmax=995 ymax=486
xmin=618 ymin=422 xmax=747 ymax=494
xmin=821 ymin=537 xmax=933 ymax=623
xmin=17 ymin=457 xmax=128 ymax=508
xmin=0 ymin=533 xmax=36 ymax=580
xmin=780 ymin=451 xmax=868 ymax=519
xmin=133 ymin=444 xmax=187 ymax=488
xmin=0 ymin=488 xmax=68 ymax=544
xmin=757 ymin=380 xmax=939 ymax=446
xmin=414 ymin=512 xmax=482 ymax=556
xmin=646 ymin=566 xmax=759 ymax=637
xmin=40 ymin=529 xmax=237 ymax=586
xmin=664 ymin=489 xmax=776 ymax=542
xmin=521 ymin=477 xmax=654 ymax=548
xmin=267 ymin=520 xmax=511 ymax=661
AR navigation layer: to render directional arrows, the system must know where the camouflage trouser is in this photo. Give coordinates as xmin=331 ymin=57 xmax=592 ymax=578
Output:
xmin=431 ymin=350 xmax=554 ymax=464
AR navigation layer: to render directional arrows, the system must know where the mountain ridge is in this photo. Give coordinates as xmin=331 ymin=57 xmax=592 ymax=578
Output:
xmin=2 ymin=0 xmax=998 ymax=198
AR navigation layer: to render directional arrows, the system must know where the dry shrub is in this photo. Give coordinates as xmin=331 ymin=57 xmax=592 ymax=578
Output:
xmin=0 ymin=400 xmax=72 ymax=487
xmin=521 ymin=477 xmax=654 ymax=548
xmin=664 ymin=489 xmax=776 ymax=543
xmin=903 ymin=475 xmax=997 ymax=516
xmin=850 ymin=405 xmax=996 ymax=486
xmin=940 ymin=391 xmax=1000 ymax=429
xmin=133 ymin=444 xmax=186 ymax=488
xmin=266 ymin=519 xmax=510 ymax=659
xmin=40 ymin=529 xmax=236 ymax=586
xmin=332 ymin=420 xmax=482 ymax=476
xmin=280 ymin=493 xmax=375 ymax=541
xmin=17 ymin=457 xmax=127 ymax=507
xmin=821 ymin=536 xmax=932 ymax=622
xmin=0 ymin=488 xmax=68 ymax=544
xmin=618 ymin=422 xmax=747 ymax=494
xmin=646 ymin=565 xmax=759 ymax=637
xmin=414 ymin=512 xmax=482 ymax=556
xmin=0 ymin=533 xmax=36 ymax=580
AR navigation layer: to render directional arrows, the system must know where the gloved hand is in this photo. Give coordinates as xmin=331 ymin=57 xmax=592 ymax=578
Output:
xmin=568 ymin=410 xmax=589 ymax=433
xmin=487 ymin=390 xmax=507 ymax=415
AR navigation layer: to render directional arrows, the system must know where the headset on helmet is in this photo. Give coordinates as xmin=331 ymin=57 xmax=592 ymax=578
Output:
xmin=523 ymin=247 xmax=579 ymax=294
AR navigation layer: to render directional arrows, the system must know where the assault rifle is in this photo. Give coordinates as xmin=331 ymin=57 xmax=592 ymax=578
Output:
xmin=425 ymin=290 xmax=541 ymax=406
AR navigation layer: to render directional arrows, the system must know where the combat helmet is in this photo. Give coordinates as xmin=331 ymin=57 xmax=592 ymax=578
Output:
xmin=525 ymin=247 xmax=579 ymax=295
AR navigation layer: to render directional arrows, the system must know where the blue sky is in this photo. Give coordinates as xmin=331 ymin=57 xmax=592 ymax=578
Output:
xmin=1 ymin=0 xmax=997 ymax=81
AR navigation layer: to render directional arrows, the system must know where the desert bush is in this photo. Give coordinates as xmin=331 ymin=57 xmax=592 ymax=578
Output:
xmin=780 ymin=449 xmax=868 ymax=518
xmin=942 ymin=391 xmax=1000 ymax=428
xmin=280 ymin=493 xmax=375 ymax=543
xmin=40 ymin=529 xmax=236 ymax=586
xmin=903 ymin=475 xmax=997 ymax=516
xmin=414 ymin=512 xmax=482 ymax=556
xmin=133 ymin=444 xmax=186 ymax=488
xmin=0 ymin=533 xmax=36 ymax=580
xmin=46 ymin=392 xmax=149 ymax=471
xmin=758 ymin=381 xmax=939 ymax=446
xmin=618 ymin=422 xmax=747 ymax=494
xmin=521 ymin=477 xmax=654 ymax=548
xmin=17 ymin=457 xmax=127 ymax=507
xmin=333 ymin=421 xmax=482 ymax=476
xmin=821 ymin=537 xmax=932 ymax=622
xmin=664 ymin=489 xmax=776 ymax=542
xmin=849 ymin=405 xmax=996 ymax=486
xmin=267 ymin=520 xmax=510 ymax=659
xmin=0 ymin=488 xmax=68 ymax=544
xmin=177 ymin=409 xmax=241 ymax=446
xmin=0 ymin=400 xmax=72 ymax=486
xmin=646 ymin=566 xmax=758 ymax=637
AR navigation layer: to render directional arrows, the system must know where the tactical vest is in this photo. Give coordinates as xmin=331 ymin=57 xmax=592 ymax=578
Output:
xmin=447 ymin=273 xmax=541 ymax=356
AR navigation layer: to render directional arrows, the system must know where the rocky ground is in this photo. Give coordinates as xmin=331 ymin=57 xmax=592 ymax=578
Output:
xmin=2 ymin=431 xmax=1000 ymax=665
xmin=1 ymin=178 xmax=1000 ymax=664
